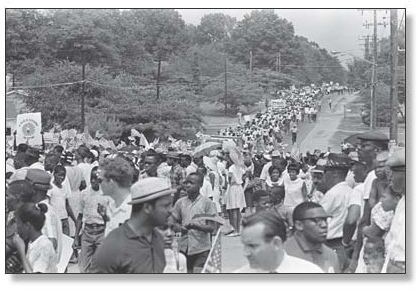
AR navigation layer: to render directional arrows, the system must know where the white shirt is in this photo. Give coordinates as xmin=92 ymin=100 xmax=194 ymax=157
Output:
xmin=319 ymin=181 xmax=352 ymax=239
xmin=29 ymin=161 xmax=45 ymax=170
xmin=347 ymin=183 xmax=364 ymax=241
xmin=27 ymin=235 xmax=58 ymax=273
xmin=384 ymin=196 xmax=405 ymax=262
xmin=362 ymin=170 xmax=377 ymax=200
xmin=105 ymin=194 xmax=132 ymax=236
xmin=77 ymin=162 xmax=93 ymax=189
xmin=48 ymin=183 xmax=69 ymax=220
xmin=39 ymin=199 xmax=63 ymax=261
xmin=234 ymin=253 xmax=323 ymax=273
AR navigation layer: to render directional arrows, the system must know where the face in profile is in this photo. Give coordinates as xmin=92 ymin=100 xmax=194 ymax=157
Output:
xmin=150 ymin=195 xmax=173 ymax=227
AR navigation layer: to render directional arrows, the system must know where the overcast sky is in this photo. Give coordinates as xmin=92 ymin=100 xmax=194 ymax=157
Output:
xmin=177 ymin=9 xmax=393 ymax=60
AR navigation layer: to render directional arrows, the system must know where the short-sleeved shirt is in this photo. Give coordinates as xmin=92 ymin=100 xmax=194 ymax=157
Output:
xmin=39 ymin=200 xmax=63 ymax=260
xmin=362 ymin=170 xmax=377 ymax=200
xmin=319 ymin=181 xmax=351 ymax=240
xmin=171 ymin=194 xmax=217 ymax=255
xmin=105 ymin=194 xmax=132 ymax=236
xmin=91 ymin=222 xmax=166 ymax=273
xmin=385 ymin=196 xmax=405 ymax=262
xmin=79 ymin=187 xmax=112 ymax=225
xmin=27 ymin=234 xmax=58 ymax=273
xmin=48 ymin=183 xmax=69 ymax=220
xmin=285 ymin=233 xmax=340 ymax=273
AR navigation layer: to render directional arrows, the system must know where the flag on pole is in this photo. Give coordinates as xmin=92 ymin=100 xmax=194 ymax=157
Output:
xmin=201 ymin=229 xmax=222 ymax=273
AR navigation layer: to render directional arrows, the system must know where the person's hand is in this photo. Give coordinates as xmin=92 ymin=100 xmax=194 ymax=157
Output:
xmin=12 ymin=234 xmax=25 ymax=254
xmin=97 ymin=203 xmax=106 ymax=217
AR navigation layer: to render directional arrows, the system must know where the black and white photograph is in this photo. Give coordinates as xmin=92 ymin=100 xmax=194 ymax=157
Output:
xmin=4 ymin=6 xmax=407 ymax=275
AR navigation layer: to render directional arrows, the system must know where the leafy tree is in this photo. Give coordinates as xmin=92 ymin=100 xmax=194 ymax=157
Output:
xmin=196 ymin=13 xmax=236 ymax=44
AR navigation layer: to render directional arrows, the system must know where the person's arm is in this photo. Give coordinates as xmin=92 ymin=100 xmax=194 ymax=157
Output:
xmin=368 ymin=180 xmax=379 ymax=209
xmin=73 ymin=213 xmax=83 ymax=248
xmin=13 ymin=234 xmax=34 ymax=273
xmin=301 ymin=181 xmax=308 ymax=201
xmin=65 ymin=199 xmax=77 ymax=223
xmin=342 ymin=205 xmax=361 ymax=245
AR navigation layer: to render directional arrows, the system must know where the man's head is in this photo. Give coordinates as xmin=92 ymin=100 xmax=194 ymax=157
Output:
xmin=180 ymin=154 xmax=192 ymax=168
xmin=53 ymin=165 xmax=66 ymax=187
xmin=386 ymin=148 xmax=405 ymax=195
xmin=90 ymin=166 xmax=101 ymax=191
xmin=357 ymin=131 xmax=389 ymax=168
xmin=253 ymin=190 xmax=272 ymax=212
xmin=53 ymin=145 xmax=64 ymax=156
xmin=375 ymin=152 xmax=390 ymax=180
xmin=351 ymin=160 xmax=368 ymax=183
xmin=25 ymin=169 xmax=52 ymax=202
xmin=44 ymin=153 xmax=60 ymax=173
xmin=184 ymin=173 xmax=204 ymax=198
xmin=270 ymin=186 xmax=285 ymax=206
xmin=6 ymin=180 xmax=34 ymax=213
xmin=99 ymin=157 xmax=134 ymax=198
xmin=143 ymin=153 xmax=160 ymax=177
xmin=129 ymin=178 xmax=174 ymax=227
xmin=241 ymin=211 xmax=287 ymax=271
xmin=24 ymin=147 xmax=40 ymax=166
xmin=317 ymin=154 xmax=352 ymax=192
xmin=293 ymin=202 xmax=329 ymax=244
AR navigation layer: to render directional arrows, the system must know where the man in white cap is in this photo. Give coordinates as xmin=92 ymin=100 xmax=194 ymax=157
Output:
xmin=259 ymin=150 xmax=287 ymax=183
xmin=91 ymin=177 xmax=174 ymax=273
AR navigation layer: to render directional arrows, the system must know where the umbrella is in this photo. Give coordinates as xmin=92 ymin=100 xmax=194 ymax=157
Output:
xmin=193 ymin=141 xmax=221 ymax=157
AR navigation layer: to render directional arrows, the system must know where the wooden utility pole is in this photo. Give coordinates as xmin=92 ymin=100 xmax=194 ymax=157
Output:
xmin=370 ymin=10 xmax=378 ymax=129
xmin=278 ymin=51 xmax=281 ymax=73
xmin=81 ymin=62 xmax=86 ymax=131
xmin=249 ymin=50 xmax=253 ymax=72
xmin=224 ymin=55 xmax=228 ymax=116
xmin=156 ymin=59 xmax=161 ymax=100
xmin=390 ymin=9 xmax=399 ymax=141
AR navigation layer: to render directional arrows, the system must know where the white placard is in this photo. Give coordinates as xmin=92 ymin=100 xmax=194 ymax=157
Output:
xmin=16 ymin=112 xmax=42 ymax=146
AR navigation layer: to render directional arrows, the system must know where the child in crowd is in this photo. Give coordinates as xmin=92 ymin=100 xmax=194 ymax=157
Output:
xmin=13 ymin=202 xmax=58 ymax=273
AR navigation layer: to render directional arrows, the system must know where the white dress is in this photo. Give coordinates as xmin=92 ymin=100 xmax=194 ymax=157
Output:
xmin=283 ymin=177 xmax=305 ymax=209
xmin=225 ymin=164 xmax=247 ymax=210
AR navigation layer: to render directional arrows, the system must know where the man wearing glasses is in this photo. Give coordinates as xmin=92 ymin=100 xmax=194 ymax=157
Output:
xmin=285 ymin=202 xmax=339 ymax=273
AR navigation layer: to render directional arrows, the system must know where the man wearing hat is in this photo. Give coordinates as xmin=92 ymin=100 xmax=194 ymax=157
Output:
xmin=357 ymin=131 xmax=389 ymax=226
xmin=260 ymin=150 xmax=287 ymax=183
xmin=91 ymin=177 xmax=174 ymax=273
xmin=169 ymin=173 xmax=217 ymax=273
xmin=316 ymin=153 xmax=353 ymax=271
xmin=383 ymin=148 xmax=405 ymax=273
xmin=24 ymin=169 xmax=63 ymax=259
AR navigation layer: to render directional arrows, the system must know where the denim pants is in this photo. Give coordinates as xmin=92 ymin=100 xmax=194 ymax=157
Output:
xmin=78 ymin=224 xmax=106 ymax=273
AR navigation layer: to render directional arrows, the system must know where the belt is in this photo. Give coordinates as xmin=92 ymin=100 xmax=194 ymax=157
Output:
xmin=85 ymin=223 xmax=105 ymax=228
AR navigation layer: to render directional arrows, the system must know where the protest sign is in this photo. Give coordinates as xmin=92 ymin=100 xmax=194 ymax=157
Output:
xmin=16 ymin=112 xmax=42 ymax=146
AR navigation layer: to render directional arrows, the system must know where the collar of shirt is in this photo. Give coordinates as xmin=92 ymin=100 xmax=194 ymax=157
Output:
xmin=124 ymin=221 xmax=155 ymax=241
xmin=109 ymin=193 xmax=131 ymax=215
xmin=294 ymin=232 xmax=323 ymax=253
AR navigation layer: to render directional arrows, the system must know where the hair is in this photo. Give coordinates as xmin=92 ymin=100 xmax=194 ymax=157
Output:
xmin=100 ymin=157 xmax=134 ymax=188
xmin=292 ymin=201 xmax=324 ymax=222
xmin=252 ymin=190 xmax=270 ymax=204
xmin=242 ymin=210 xmax=287 ymax=242
xmin=268 ymin=165 xmax=282 ymax=177
xmin=91 ymin=166 xmax=99 ymax=180
xmin=118 ymin=154 xmax=139 ymax=184
xmin=53 ymin=145 xmax=64 ymax=154
xmin=15 ymin=202 xmax=48 ymax=231
xmin=270 ymin=185 xmax=285 ymax=205
xmin=53 ymin=164 xmax=66 ymax=175
xmin=364 ymin=236 xmax=385 ymax=254
xmin=24 ymin=148 xmax=40 ymax=166
xmin=77 ymin=146 xmax=94 ymax=161
xmin=45 ymin=153 xmax=61 ymax=170
xmin=181 ymin=154 xmax=192 ymax=163
xmin=17 ymin=143 xmax=29 ymax=153
xmin=188 ymin=172 xmax=204 ymax=186
xmin=7 ymin=180 xmax=34 ymax=203
xmin=287 ymin=162 xmax=301 ymax=173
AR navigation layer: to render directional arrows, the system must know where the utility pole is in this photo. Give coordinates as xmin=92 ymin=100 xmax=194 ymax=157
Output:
xmin=249 ymin=50 xmax=253 ymax=72
xmin=81 ymin=62 xmax=86 ymax=131
xmin=224 ymin=54 xmax=228 ymax=116
xmin=156 ymin=59 xmax=161 ymax=100
xmin=278 ymin=52 xmax=281 ymax=73
xmin=390 ymin=9 xmax=398 ymax=141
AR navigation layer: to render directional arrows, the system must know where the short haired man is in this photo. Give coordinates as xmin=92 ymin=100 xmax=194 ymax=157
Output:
xmin=91 ymin=177 xmax=174 ymax=273
xmin=169 ymin=173 xmax=217 ymax=273
xmin=140 ymin=152 xmax=160 ymax=179
xmin=285 ymin=202 xmax=339 ymax=273
xmin=235 ymin=210 xmax=323 ymax=273
xmin=99 ymin=157 xmax=134 ymax=236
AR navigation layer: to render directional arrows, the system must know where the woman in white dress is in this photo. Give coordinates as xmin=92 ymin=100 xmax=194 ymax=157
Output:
xmin=13 ymin=202 xmax=58 ymax=273
xmin=225 ymin=147 xmax=246 ymax=236
xmin=283 ymin=162 xmax=307 ymax=210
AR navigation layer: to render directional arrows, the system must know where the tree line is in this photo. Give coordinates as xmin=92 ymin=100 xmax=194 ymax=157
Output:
xmin=6 ymin=9 xmax=347 ymax=140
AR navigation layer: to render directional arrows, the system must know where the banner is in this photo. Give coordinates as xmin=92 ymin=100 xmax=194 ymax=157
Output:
xmin=16 ymin=112 xmax=42 ymax=146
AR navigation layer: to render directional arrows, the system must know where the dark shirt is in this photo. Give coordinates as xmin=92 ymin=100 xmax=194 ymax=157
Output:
xmin=284 ymin=233 xmax=340 ymax=273
xmin=90 ymin=222 xmax=166 ymax=273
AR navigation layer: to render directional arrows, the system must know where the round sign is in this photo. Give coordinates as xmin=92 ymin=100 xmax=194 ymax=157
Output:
xmin=22 ymin=121 xmax=36 ymax=137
